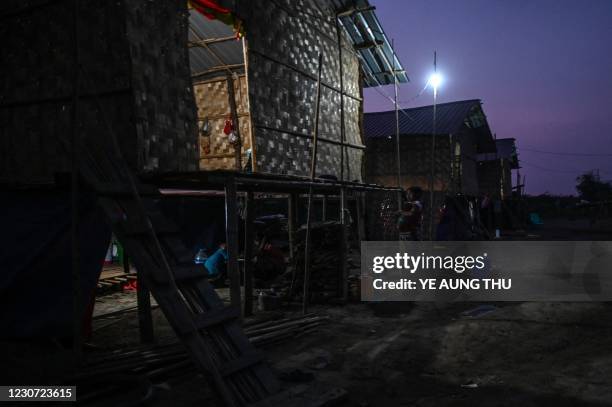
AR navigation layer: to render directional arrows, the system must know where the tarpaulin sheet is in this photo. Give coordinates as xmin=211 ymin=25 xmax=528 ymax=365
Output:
xmin=0 ymin=190 xmax=111 ymax=339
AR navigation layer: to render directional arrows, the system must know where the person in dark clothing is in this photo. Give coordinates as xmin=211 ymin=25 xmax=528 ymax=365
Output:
xmin=397 ymin=187 xmax=424 ymax=241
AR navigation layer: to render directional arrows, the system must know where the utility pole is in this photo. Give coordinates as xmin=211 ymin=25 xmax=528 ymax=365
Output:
xmin=392 ymin=39 xmax=402 ymax=209
xmin=428 ymin=51 xmax=438 ymax=240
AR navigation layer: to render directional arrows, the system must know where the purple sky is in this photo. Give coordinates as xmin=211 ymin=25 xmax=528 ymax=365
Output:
xmin=364 ymin=0 xmax=612 ymax=195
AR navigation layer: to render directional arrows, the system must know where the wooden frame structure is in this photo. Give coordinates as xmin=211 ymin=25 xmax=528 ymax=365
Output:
xmin=144 ymin=169 xmax=401 ymax=315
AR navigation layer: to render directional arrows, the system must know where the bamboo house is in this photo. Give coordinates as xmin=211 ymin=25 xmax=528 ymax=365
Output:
xmin=190 ymin=0 xmax=408 ymax=182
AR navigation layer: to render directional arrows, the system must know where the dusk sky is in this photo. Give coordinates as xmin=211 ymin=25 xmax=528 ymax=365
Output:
xmin=364 ymin=0 xmax=612 ymax=195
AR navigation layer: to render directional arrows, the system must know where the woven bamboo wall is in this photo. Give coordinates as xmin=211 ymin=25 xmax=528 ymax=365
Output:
xmin=0 ymin=0 xmax=198 ymax=185
xmin=365 ymin=136 xmax=453 ymax=191
xmin=124 ymin=0 xmax=198 ymax=173
xmin=194 ymin=75 xmax=252 ymax=170
xmin=225 ymin=0 xmax=364 ymax=181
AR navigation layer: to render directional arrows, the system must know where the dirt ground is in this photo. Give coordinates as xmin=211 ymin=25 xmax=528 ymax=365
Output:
xmin=4 ymin=222 xmax=612 ymax=406
xmin=89 ymin=223 xmax=612 ymax=406
xmin=85 ymin=296 xmax=612 ymax=407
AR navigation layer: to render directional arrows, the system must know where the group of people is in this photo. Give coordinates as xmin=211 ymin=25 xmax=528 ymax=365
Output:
xmin=396 ymin=187 xmax=494 ymax=241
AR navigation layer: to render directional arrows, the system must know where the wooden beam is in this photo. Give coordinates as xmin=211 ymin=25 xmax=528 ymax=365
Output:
xmin=225 ymin=176 xmax=241 ymax=310
xmin=136 ymin=273 xmax=155 ymax=343
xmin=303 ymin=54 xmax=323 ymax=314
xmin=356 ymin=192 xmax=366 ymax=242
xmin=321 ymin=195 xmax=327 ymax=221
xmin=243 ymin=191 xmax=255 ymax=317
xmin=226 ymin=72 xmax=243 ymax=171
xmin=191 ymin=63 xmax=244 ymax=79
xmin=288 ymin=193 xmax=299 ymax=260
xmin=188 ymin=35 xmax=237 ymax=47
xmin=340 ymin=187 xmax=348 ymax=301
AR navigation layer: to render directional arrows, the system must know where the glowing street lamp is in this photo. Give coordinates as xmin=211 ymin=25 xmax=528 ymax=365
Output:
xmin=429 ymin=72 xmax=443 ymax=94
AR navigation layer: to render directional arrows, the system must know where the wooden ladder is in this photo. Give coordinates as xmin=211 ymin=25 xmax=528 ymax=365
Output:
xmin=71 ymin=106 xmax=280 ymax=407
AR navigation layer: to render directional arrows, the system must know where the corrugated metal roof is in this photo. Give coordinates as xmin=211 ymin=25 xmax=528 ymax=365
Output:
xmin=364 ymin=99 xmax=482 ymax=138
xmin=187 ymin=1 xmax=408 ymax=86
xmin=188 ymin=10 xmax=244 ymax=79
xmin=335 ymin=0 xmax=409 ymax=87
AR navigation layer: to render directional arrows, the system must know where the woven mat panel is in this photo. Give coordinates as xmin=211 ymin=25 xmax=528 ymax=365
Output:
xmin=2 ymin=0 xmax=199 ymax=183
xmin=199 ymin=116 xmax=251 ymax=170
xmin=239 ymin=0 xmax=362 ymax=181
xmin=193 ymin=75 xmax=250 ymax=118
xmin=0 ymin=1 xmax=138 ymax=183
xmin=195 ymin=75 xmax=252 ymax=170
xmin=254 ymin=127 xmax=347 ymax=178
xmin=342 ymin=146 xmax=363 ymax=182
xmin=365 ymin=138 xmax=451 ymax=179
xmin=124 ymin=0 xmax=198 ymax=173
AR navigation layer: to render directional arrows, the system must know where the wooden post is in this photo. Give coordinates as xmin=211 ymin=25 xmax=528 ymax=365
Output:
xmin=356 ymin=192 xmax=366 ymax=242
xmin=303 ymin=53 xmax=323 ymax=315
xmin=243 ymin=191 xmax=255 ymax=316
xmin=288 ymin=193 xmax=298 ymax=260
xmin=340 ymin=187 xmax=348 ymax=301
xmin=321 ymin=195 xmax=327 ymax=221
xmin=225 ymin=176 xmax=241 ymax=310
xmin=137 ymin=274 xmax=154 ymax=343
xmin=226 ymin=72 xmax=242 ymax=171
xmin=71 ymin=0 xmax=82 ymax=362
xmin=122 ymin=252 xmax=130 ymax=274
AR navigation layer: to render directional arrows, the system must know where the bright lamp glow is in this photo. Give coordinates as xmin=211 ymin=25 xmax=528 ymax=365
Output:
xmin=429 ymin=73 xmax=442 ymax=89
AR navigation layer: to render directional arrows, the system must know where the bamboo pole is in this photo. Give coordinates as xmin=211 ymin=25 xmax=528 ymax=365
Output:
xmin=302 ymin=53 xmax=323 ymax=315
xmin=243 ymin=191 xmax=255 ymax=316
xmin=226 ymin=72 xmax=242 ymax=171
xmin=225 ymin=176 xmax=241 ymax=310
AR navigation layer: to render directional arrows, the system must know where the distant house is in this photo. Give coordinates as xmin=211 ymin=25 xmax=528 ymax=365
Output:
xmin=363 ymin=99 xmax=496 ymax=197
xmin=477 ymin=138 xmax=520 ymax=199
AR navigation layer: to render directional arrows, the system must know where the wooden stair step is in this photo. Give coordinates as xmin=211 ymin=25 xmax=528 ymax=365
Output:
xmin=178 ymin=306 xmax=241 ymax=335
xmin=219 ymin=352 xmax=264 ymax=377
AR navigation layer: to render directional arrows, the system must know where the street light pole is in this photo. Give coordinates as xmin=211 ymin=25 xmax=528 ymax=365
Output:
xmin=392 ymin=39 xmax=402 ymax=209
xmin=428 ymin=51 xmax=438 ymax=241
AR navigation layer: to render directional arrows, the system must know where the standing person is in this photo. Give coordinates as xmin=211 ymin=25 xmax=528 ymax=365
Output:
xmin=480 ymin=193 xmax=492 ymax=231
xmin=397 ymin=186 xmax=424 ymax=241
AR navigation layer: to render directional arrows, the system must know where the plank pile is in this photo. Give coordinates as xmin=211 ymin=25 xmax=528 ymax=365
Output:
xmin=75 ymin=314 xmax=329 ymax=394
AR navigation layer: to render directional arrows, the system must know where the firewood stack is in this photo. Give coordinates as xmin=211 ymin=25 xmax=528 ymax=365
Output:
xmin=286 ymin=221 xmax=343 ymax=302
